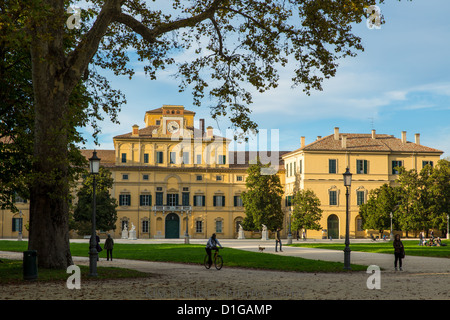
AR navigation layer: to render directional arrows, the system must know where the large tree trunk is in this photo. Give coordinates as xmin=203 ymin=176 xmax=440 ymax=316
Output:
xmin=28 ymin=1 xmax=73 ymax=269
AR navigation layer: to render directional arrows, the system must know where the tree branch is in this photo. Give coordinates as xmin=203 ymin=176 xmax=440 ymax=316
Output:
xmin=114 ymin=0 xmax=225 ymax=43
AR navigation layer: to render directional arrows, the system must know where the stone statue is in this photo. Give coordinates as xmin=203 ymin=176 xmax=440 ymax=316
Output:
xmin=121 ymin=223 xmax=128 ymax=239
xmin=238 ymin=224 xmax=245 ymax=239
xmin=128 ymin=223 xmax=137 ymax=240
xmin=261 ymin=224 xmax=268 ymax=241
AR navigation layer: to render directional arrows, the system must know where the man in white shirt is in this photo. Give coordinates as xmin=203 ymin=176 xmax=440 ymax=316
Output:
xmin=205 ymin=233 xmax=223 ymax=267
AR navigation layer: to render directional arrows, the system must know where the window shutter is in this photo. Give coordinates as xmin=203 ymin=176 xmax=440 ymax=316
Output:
xmin=213 ymin=196 xmax=216 ymax=206
xmin=364 ymin=160 xmax=368 ymax=174
xmin=202 ymin=196 xmax=205 ymax=206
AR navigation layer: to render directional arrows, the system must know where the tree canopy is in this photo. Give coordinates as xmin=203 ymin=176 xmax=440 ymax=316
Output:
xmin=241 ymin=159 xmax=284 ymax=231
xmin=1 ymin=0 xmax=398 ymax=268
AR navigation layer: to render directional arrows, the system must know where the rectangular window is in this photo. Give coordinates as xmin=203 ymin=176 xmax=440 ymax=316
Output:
xmin=142 ymin=174 xmax=149 ymax=181
xmin=182 ymin=152 xmax=190 ymax=164
xmin=196 ymin=220 xmax=203 ymax=233
xmin=156 ymin=120 xmax=161 ymax=126
xmin=155 ymin=192 xmax=164 ymax=205
xmin=290 ymin=163 xmax=293 ymax=177
xmin=156 ymin=152 xmax=164 ymax=164
xmin=119 ymin=194 xmax=131 ymax=206
xmin=216 ymin=220 xmax=223 ymax=233
xmin=218 ymin=155 xmax=226 ymax=165
xmin=329 ymin=191 xmax=337 ymax=206
xmin=357 ymin=191 xmax=365 ymax=206
xmin=196 ymin=154 xmax=202 ymax=164
xmin=329 ymin=159 xmax=337 ymax=174
xmin=143 ymin=153 xmax=149 ymax=164
xmin=422 ymin=161 xmax=434 ymax=168
xmin=182 ymin=192 xmax=190 ymax=206
xmin=121 ymin=153 xmax=127 ymax=163
xmin=236 ymin=176 xmax=243 ymax=182
xmin=170 ymin=152 xmax=176 ymax=164
xmin=12 ymin=218 xmax=23 ymax=232
xmin=216 ymin=175 xmax=222 ymax=181
xmin=140 ymin=194 xmax=152 ymax=206
xmin=122 ymin=174 xmax=129 ymax=180
xmin=299 ymin=159 xmax=303 ymax=174
xmin=234 ymin=196 xmax=243 ymax=207
xmin=392 ymin=160 xmax=403 ymax=174
xmin=285 ymin=195 xmax=292 ymax=207
xmin=142 ymin=220 xmax=149 ymax=233
xmin=357 ymin=160 xmax=368 ymax=174
xmin=167 ymin=193 xmax=179 ymax=206
xmin=196 ymin=175 xmax=203 ymax=181
xmin=193 ymin=195 xmax=205 ymax=207
xmin=213 ymin=195 xmax=225 ymax=207
xmin=286 ymin=164 xmax=289 ymax=177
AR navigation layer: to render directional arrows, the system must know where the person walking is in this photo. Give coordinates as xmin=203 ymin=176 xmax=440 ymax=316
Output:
xmin=104 ymin=234 xmax=114 ymax=261
xmin=393 ymin=234 xmax=405 ymax=271
xmin=275 ymin=228 xmax=283 ymax=252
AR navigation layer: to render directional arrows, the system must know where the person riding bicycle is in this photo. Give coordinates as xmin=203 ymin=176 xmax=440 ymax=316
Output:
xmin=205 ymin=233 xmax=223 ymax=267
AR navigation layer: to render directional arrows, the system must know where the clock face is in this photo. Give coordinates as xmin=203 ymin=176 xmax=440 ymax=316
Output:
xmin=167 ymin=120 xmax=180 ymax=134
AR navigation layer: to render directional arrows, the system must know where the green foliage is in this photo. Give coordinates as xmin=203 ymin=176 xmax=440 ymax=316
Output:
xmin=72 ymin=167 xmax=118 ymax=234
xmin=359 ymin=184 xmax=400 ymax=234
xmin=291 ymin=189 xmax=323 ymax=233
xmin=360 ymin=160 xmax=450 ymax=236
xmin=241 ymin=159 xmax=284 ymax=231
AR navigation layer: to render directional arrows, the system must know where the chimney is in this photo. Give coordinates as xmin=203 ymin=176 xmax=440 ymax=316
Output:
xmin=132 ymin=124 xmax=139 ymax=137
xmin=199 ymin=119 xmax=205 ymax=136
xmin=341 ymin=134 xmax=347 ymax=149
xmin=334 ymin=127 xmax=339 ymax=140
xmin=317 ymin=136 xmax=322 ymax=140
xmin=301 ymin=136 xmax=305 ymax=148
xmin=401 ymin=131 xmax=407 ymax=144
xmin=371 ymin=129 xmax=376 ymax=140
xmin=415 ymin=133 xmax=420 ymax=145
xmin=206 ymin=126 xmax=214 ymax=139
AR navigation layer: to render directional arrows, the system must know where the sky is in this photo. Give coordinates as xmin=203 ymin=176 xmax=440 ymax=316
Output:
xmin=79 ymin=0 xmax=450 ymax=158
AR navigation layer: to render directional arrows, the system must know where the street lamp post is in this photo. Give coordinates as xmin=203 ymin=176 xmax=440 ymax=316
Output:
xmin=390 ymin=212 xmax=394 ymax=241
xmin=287 ymin=207 xmax=292 ymax=245
xmin=184 ymin=209 xmax=191 ymax=244
xmin=89 ymin=150 xmax=101 ymax=277
xmin=447 ymin=214 xmax=449 ymax=240
xmin=343 ymin=167 xmax=352 ymax=270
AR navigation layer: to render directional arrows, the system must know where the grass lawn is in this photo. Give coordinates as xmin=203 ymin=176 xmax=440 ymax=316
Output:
xmin=290 ymin=239 xmax=450 ymax=258
xmin=0 ymin=240 xmax=367 ymax=275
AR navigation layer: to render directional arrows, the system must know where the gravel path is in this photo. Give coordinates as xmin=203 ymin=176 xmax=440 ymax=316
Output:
xmin=1 ymin=239 xmax=449 ymax=300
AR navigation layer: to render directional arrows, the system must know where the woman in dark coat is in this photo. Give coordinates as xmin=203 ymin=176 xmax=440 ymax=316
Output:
xmin=104 ymin=234 xmax=114 ymax=261
xmin=393 ymin=234 xmax=405 ymax=271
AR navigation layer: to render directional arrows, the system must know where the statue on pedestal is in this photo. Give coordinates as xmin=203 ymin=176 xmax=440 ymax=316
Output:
xmin=261 ymin=224 xmax=269 ymax=241
xmin=238 ymin=224 xmax=245 ymax=239
xmin=121 ymin=224 xmax=128 ymax=239
xmin=128 ymin=223 xmax=137 ymax=240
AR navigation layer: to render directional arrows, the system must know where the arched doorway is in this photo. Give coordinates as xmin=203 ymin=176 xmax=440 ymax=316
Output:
xmin=327 ymin=214 xmax=339 ymax=240
xmin=165 ymin=213 xmax=180 ymax=238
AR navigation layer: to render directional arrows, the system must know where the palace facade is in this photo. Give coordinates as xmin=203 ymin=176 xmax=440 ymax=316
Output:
xmin=0 ymin=106 xmax=443 ymax=239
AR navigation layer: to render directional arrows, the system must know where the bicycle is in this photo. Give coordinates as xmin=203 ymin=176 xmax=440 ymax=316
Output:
xmin=204 ymin=248 xmax=223 ymax=270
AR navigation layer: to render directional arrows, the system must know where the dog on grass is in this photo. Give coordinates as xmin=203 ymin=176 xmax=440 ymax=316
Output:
xmin=258 ymin=246 xmax=265 ymax=252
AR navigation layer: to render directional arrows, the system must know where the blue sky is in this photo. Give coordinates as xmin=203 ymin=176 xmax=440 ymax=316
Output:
xmin=80 ymin=0 xmax=450 ymax=158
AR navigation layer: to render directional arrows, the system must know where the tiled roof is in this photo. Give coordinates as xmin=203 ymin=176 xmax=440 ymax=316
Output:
xmin=284 ymin=133 xmax=443 ymax=156
xmin=145 ymin=107 xmax=196 ymax=114
xmin=79 ymin=149 xmax=116 ymax=167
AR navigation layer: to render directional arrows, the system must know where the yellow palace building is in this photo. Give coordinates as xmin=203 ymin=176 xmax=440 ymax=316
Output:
xmin=0 ymin=106 xmax=443 ymax=239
